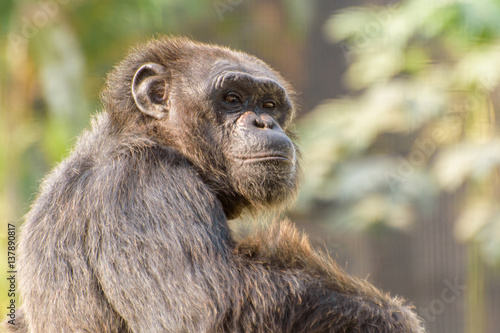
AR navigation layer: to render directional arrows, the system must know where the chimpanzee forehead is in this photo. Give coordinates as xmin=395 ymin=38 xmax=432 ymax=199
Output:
xmin=210 ymin=71 xmax=286 ymax=98
xmin=201 ymin=59 xmax=281 ymax=91
xmin=209 ymin=59 xmax=279 ymax=82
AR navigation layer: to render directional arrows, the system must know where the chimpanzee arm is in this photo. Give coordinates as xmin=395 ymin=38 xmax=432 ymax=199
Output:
xmin=87 ymin=147 xmax=236 ymax=332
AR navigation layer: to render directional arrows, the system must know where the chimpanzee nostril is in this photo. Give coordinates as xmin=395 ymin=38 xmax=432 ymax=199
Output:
xmin=253 ymin=116 xmax=273 ymax=129
xmin=254 ymin=118 xmax=267 ymax=129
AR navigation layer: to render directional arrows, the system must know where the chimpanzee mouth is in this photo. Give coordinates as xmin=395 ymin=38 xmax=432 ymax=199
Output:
xmin=236 ymin=154 xmax=293 ymax=164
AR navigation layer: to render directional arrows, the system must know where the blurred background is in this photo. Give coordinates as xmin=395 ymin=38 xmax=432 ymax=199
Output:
xmin=1 ymin=0 xmax=500 ymax=332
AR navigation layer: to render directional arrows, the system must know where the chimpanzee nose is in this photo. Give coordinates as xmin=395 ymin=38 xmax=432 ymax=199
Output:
xmin=238 ymin=111 xmax=276 ymax=130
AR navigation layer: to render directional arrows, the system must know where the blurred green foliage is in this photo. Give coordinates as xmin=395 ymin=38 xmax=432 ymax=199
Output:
xmin=297 ymin=0 xmax=500 ymax=266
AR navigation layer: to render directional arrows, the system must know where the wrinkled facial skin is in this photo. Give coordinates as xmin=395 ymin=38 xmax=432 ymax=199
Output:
xmin=209 ymin=70 xmax=299 ymax=208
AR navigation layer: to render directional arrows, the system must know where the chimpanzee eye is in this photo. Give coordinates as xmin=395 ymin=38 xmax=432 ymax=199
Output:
xmin=224 ymin=93 xmax=240 ymax=103
xmin=263 ymin=101 xmax=276 ymax=109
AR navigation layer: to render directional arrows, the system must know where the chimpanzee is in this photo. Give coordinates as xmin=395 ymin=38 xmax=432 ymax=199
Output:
xmin=7 ymin=36 xmax=425 ymax=332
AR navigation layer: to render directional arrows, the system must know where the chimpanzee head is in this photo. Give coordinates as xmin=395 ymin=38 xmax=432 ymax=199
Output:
xmin=102 ymin=37 xmax=301 ymax=219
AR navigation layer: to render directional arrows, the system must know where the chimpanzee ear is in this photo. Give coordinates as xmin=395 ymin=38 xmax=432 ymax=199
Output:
xmin=132 ymin=63 xmax=170 ymax=119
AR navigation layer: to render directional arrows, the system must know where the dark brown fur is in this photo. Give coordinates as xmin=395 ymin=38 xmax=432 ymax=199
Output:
xmin=5 ymin=37 xmax=425 ymax=332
